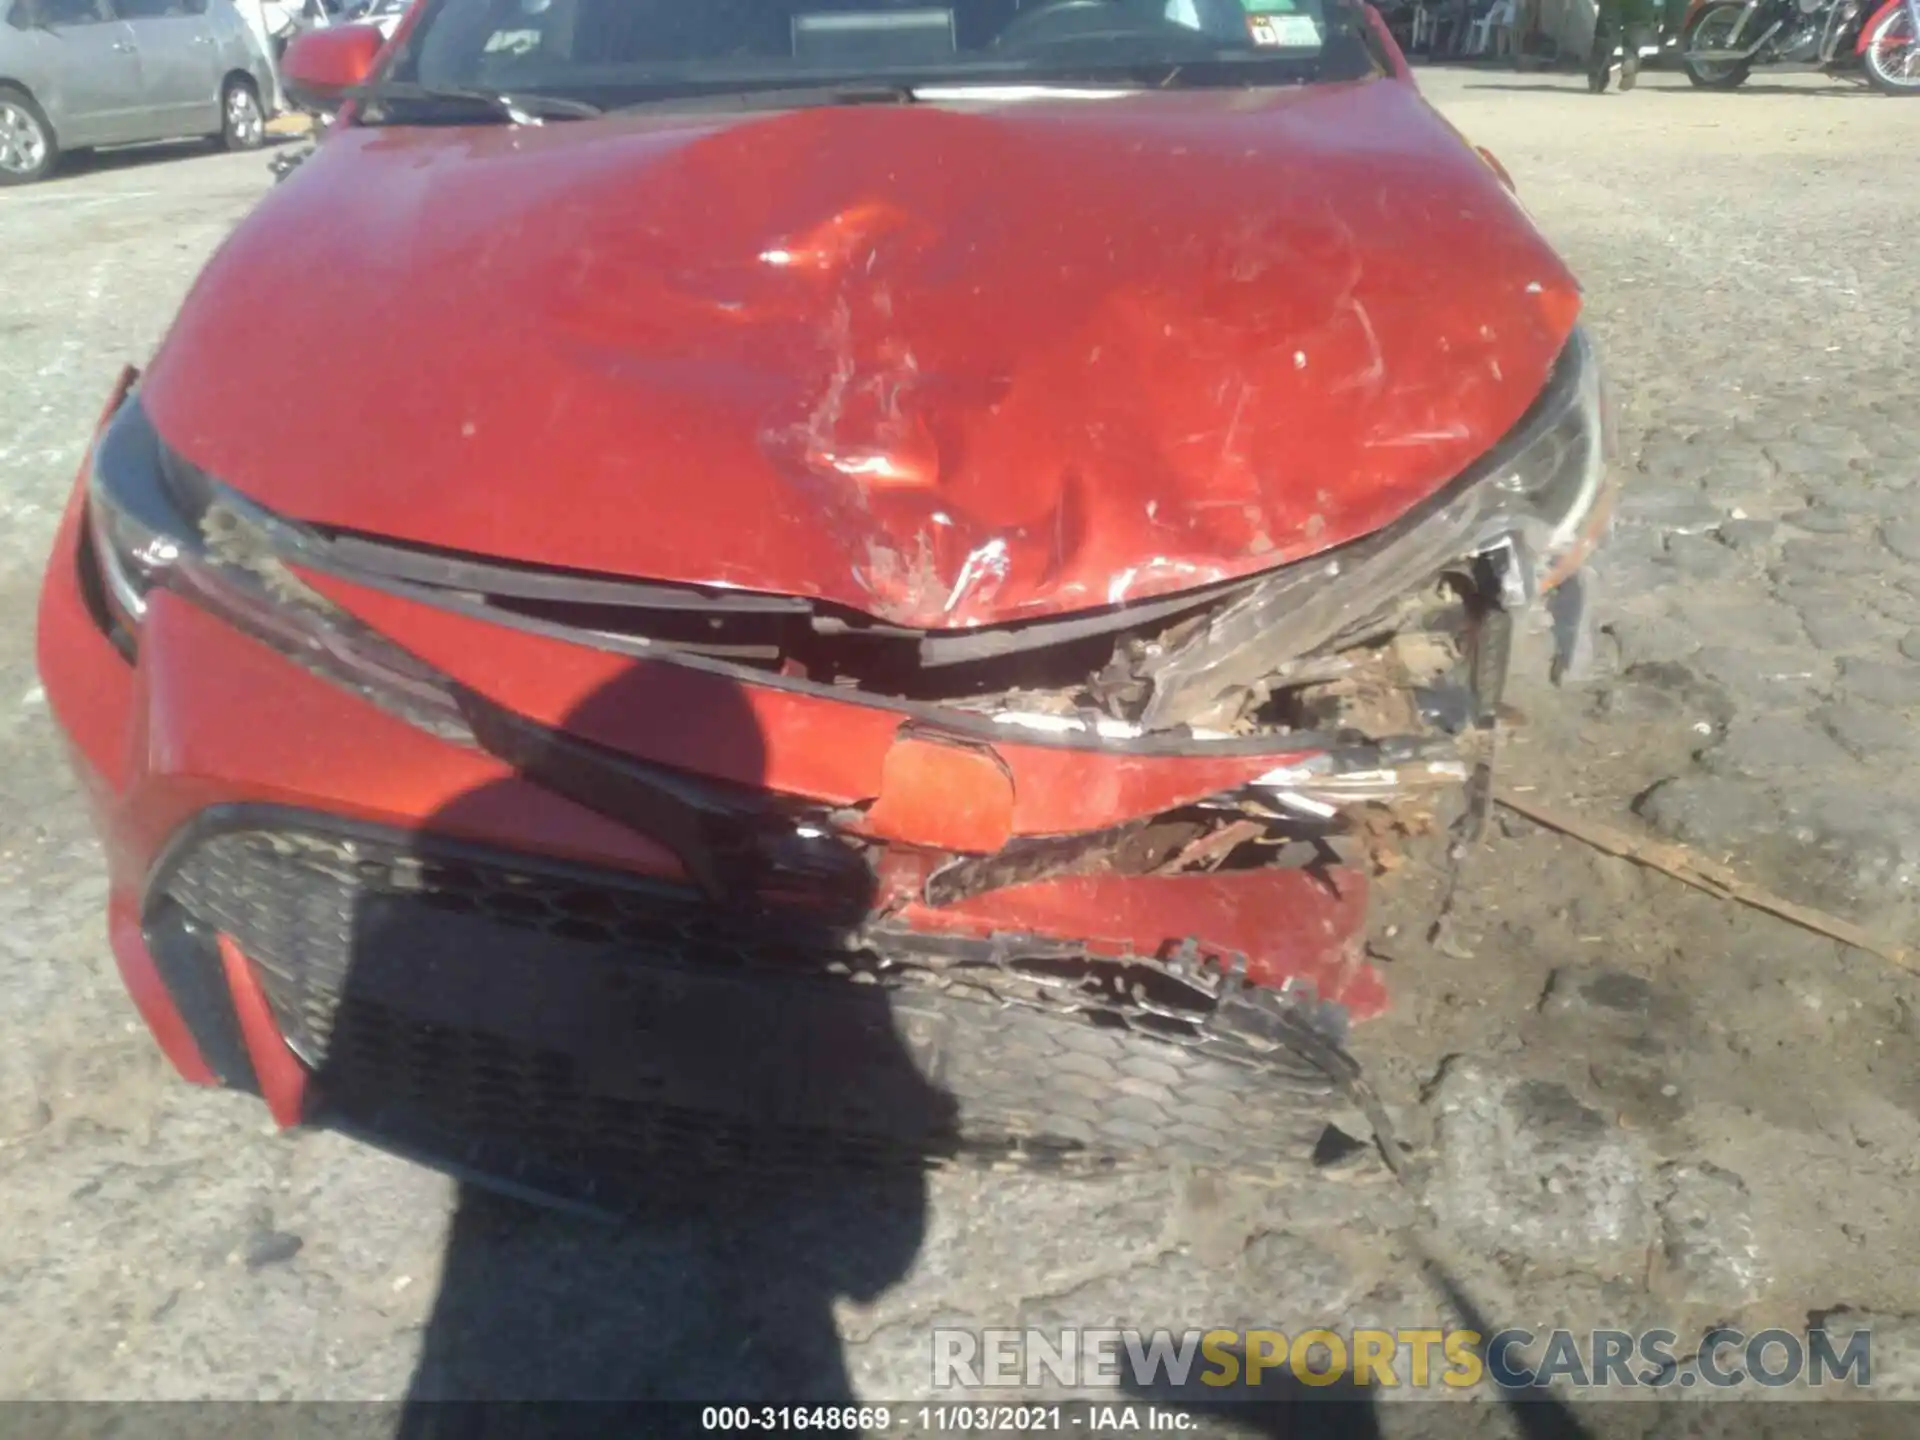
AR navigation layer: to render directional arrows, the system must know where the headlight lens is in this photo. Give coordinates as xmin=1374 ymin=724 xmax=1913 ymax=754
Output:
xmin=86 ymin=489 xmax=179 ymax=625
xmin=84 ymin=394 xmax=210 ymax=628
xmin=1482 ymin=325 xmax=1616 ymax=589
xmin=80 ymin=393 xmax=472 ymax=731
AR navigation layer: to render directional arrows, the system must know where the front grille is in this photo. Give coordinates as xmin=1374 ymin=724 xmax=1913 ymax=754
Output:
xmin=160 ymin=822 xmax=971 ymax=1197
xmin=153 ymin=814 xmax=1361 ymax=1204
xmin=164 ymin=827 xmax=862 ymax=1065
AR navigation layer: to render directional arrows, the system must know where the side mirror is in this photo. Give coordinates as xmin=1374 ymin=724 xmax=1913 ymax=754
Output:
xmin=280 ymin=22 xmax=385 ymax=115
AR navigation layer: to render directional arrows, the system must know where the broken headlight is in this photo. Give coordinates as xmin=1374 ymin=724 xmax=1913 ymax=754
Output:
xmin=83 ymin=392 xmax=468 ymax=725
xmin=1482 ymin=325 xmax=1615 ymax=593
xmin=84 ymin=394 xmax=214 ymax=629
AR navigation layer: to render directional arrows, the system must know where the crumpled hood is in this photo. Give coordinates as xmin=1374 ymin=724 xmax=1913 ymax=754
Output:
xmin=142 ymin=78 xmax=1578 ymax=629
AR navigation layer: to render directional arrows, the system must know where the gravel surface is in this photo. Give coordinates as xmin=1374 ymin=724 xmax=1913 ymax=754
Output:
xmin=3 ymin=71 xmax=1920 ymax=1430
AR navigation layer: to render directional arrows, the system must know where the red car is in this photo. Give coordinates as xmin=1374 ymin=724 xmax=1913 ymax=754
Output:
xmin=38 ymin=0 xmax=1615 ymax=1208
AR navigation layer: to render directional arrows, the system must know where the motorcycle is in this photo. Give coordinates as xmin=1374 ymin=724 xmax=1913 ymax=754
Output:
xmin=1681 ymin=0 xmax=1920 ymax=93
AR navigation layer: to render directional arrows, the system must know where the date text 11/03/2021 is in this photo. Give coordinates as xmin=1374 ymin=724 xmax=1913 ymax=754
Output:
xmin=700 ymin=1406 xmax=1191 ymax=1431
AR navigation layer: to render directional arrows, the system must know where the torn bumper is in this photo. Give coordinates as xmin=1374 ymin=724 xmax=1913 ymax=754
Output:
xmin=37 ymin=388 xmax=1405 ymax=1132
xmin=41 ymin=321 xmax=1617 ymax=1188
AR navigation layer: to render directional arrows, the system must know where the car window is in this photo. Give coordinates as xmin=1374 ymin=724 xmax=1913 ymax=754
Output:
xmin=395 ymin=0 xmax=1381 ymax=105
xmin=40 ymin=0 xmax=109 ymax=21
xmin=113 ymin=0 xmax=196 ymax=16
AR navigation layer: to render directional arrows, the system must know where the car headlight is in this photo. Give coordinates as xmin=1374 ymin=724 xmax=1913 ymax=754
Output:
xmin=80 ymin=394 xmax=460 ymax=725
xmin=1480 ymin=325 xmax=1617 ymax=593
xmin=83 ymin=395 xmax=210 ymax=628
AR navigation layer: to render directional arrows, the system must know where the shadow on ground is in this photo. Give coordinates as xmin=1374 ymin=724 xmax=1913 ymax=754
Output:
xmin=39 ymin=135 xmax=298 ymax=186
xmin=1123 ymin=1265 xmax=1599 ymax=1440
xmin=1126 ymin=1353 xmax=1391 ymax=1440
xmin=1461 ymin=79 xmax=1873 ymax=96
xmin=299 ymin=665 xmax=948 ymax=1413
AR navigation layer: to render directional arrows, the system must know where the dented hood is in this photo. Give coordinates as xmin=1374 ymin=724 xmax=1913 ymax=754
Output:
xmin=142 ymin=78 xmax=1578 ymax=629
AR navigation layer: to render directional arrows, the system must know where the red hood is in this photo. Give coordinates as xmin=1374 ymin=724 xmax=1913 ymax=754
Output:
xmin=142 ymin=78 xmax=1577 ymax=629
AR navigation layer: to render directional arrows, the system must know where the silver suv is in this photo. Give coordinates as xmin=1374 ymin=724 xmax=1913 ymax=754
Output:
xmin=1 ymin=0 xmax=277 ymax=185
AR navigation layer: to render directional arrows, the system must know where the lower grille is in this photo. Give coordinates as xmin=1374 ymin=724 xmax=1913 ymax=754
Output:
xmin=154 ymin=814 xmax=1361 ymax=1204
xmin=163 ymin=826 xmax=867 ymax=1067
xmin=162 ymin=824 xmax=972 ymax=1190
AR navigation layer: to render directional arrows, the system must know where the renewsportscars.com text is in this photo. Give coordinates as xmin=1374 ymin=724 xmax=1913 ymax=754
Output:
xmin=931 ymin=1326 xmax=1874 ymax=1392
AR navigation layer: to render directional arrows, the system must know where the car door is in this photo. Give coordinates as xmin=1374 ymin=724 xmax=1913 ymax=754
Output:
xmin=110 ymin=0 xmax=221 ymax=139
xmin=20 ymin=0 xmax=145 ymax=147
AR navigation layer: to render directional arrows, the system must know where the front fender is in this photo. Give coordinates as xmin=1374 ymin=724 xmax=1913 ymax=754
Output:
xmin=1858 ymin=0 xmax=1906 ymax=51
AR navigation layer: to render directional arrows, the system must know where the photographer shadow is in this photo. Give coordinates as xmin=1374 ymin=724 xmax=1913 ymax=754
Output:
xmin=1124 ymin=1344 xmax=1387 ymax=1440
xmin=1123 ymin=1273 xmax=1601 ymax=1440
xmin=300 ymin=663 xmax=952 ymax=1416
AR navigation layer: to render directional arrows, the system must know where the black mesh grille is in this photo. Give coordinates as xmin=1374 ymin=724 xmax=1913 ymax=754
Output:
xmin=155 ymin=822 xmax=983 ymax=1198
xmin=164 ymin=828 xmax=866 ymax=1065
xmin=153 ymin=816 xmax=1357 ymax=1203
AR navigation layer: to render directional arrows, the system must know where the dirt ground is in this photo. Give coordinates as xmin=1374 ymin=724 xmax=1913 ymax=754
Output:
xmin=3 ymin=66 xmax=1920 ymax=1432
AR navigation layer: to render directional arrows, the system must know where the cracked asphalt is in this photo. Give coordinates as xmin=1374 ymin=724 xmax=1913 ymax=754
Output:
xmin=4 ymin=70 xmax=1920 ymax=1430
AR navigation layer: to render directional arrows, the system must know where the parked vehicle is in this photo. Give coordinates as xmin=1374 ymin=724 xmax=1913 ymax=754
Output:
xmin=0 ymin=0 xmax=277 ymax=184
xmin=37 ymin=0 xmax=1618 ymax=1210
xmin=1682 ymin=0 xmax=1920 ymax=92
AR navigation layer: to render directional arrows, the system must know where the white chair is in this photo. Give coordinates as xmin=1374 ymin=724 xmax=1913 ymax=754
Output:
xmin=1466 ymin=0 xmax=1515 ymax=52
xmin=1410 ymin=3 xmax=1436 ymax=49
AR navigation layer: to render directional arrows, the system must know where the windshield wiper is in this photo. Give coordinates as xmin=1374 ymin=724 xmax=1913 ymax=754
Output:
xmin=350 ymin=81 xmax=604 ymax=126
xmin=605 ymin=81 xmax=922 ymax=115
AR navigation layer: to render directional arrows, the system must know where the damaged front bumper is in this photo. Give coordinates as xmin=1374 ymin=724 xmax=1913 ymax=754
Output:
xmin=49 ymin=328 xmax=1615 ymax=1135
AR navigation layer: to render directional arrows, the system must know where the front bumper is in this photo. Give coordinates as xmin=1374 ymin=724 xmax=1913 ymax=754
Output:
xmin=39 ymin=388 xmax=1418 ymax=1197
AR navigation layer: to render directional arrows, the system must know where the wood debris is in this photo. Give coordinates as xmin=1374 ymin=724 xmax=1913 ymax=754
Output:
xmin=1493 ymin=788 xmax=1919 ymax=976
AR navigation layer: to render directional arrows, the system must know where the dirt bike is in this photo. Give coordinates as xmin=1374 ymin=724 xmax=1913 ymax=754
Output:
xmin=1681 ymin=0 xmax=1920 ymax=93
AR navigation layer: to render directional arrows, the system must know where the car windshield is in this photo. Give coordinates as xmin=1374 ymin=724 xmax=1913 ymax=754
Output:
xmin=389 ymin=0 xmax=1384 ymax=107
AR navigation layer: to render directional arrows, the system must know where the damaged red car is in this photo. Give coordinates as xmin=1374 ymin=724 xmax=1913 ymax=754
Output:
xmin=37 ymin=0 xmax=1616 ymax=1208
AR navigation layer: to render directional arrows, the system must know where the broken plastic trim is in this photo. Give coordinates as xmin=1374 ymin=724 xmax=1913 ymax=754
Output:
xmin=297 ymin=525 xmax=1254 ymax=668
xmin=86 ymin=395 xmax=1495 ymax=928
xmin=1251 ymin=751 xmax=1472 ymax=808
xmin=120 ymin=326 xmax=1612 ymax=817
xmin=167 ymin=521 xmax=1472 ymax=911
xmin=142 ymin=471 xmax=1401 ymax=899
xmin=122 ymin=411 xmax=1326 ymax=760
xmin=1135 ymin=327 xmax=1611 ymax=729
xmin=149 ymin=497 xmax=873 ymax=910
xmin=99 ymin=397 xmax=1454 ymax=920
